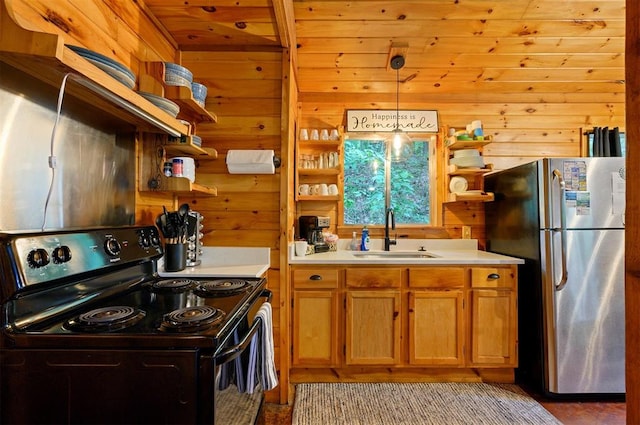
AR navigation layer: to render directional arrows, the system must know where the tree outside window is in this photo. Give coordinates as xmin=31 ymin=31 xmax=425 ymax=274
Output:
xmin=343 ymin=138 xmax=430 ymax=226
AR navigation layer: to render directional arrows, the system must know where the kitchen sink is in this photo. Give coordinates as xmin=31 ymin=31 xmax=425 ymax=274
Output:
xmin=351 ymin=251 xmax=438 ymax=259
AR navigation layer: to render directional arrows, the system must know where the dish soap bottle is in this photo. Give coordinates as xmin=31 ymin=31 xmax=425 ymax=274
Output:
xmin=360 ymin=226 xmax=370 ymax=251
xmin=349 ymin=232 xmax=359 ymax=251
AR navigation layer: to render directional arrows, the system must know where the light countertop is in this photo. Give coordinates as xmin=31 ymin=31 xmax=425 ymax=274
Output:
xmin=158 ymin=247 xmax=270 ymax=278
xmin=289 ymin=239 xmax=524 ymax=265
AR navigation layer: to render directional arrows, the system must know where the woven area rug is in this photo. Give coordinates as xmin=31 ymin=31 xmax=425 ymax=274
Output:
xmin=292 ymin=382 xmax=562 ymax=425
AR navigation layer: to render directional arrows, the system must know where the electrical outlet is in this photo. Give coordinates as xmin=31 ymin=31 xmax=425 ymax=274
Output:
xmin=462 ymin=226 xmax=471 ymax=239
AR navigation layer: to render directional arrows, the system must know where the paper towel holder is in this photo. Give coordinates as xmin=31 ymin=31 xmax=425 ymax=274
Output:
xmin=273 ymin=155 xmax=281 ymax=168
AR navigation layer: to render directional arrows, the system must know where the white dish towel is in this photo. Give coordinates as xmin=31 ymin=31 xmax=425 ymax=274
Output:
xmin=246 ymin=301 xmax=278 ymax=393
xmin=226 ymin=149 xmax=275 ymax=174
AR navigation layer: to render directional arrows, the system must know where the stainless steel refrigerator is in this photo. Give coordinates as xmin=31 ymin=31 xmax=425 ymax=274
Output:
xmin=484 ymin=157 xmax=625 ymax=397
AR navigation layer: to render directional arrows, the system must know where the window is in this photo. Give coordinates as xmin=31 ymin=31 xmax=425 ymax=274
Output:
xmin=343 ymin=137 xmax=431 ymax=225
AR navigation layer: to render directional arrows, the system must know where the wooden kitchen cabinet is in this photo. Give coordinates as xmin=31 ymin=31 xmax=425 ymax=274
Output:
xmin=468 ymin=266 xmax=518 ymax=367
xmin=408 ymin=267 xmax=466 ymax=366
xmin=290 ymin=263 xmax=518 ymax=381
xmin=345 ymin=268 xmax=402 ymax=365
xmin=291 ymin=268 xmax=340 ymax=367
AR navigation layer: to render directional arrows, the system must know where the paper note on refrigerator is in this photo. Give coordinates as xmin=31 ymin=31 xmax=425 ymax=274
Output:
xmin=611 ymin=171 xmax=626 ymax=215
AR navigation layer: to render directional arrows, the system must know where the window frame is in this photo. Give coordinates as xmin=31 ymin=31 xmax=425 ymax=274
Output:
xmin=337 ymin=132 xmax=442 ymax=236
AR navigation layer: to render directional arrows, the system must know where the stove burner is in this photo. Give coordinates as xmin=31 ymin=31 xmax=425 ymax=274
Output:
xmin=65 ymin=306 xmax=145 ymax=332
xmin=151 ymin=278 xmax=197 ymax=293
xmin=159 ymin=306 xmax=225 ymax=333
xmin=193 ymin=279 xmax=251 ymax=297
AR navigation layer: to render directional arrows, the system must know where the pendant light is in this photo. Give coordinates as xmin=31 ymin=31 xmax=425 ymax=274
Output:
xmin=389 ymin=54 xmax=412 ymax=160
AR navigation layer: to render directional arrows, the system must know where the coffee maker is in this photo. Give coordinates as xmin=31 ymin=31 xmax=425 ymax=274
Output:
xmin=299 ymin=215 xmax=330 ymax=253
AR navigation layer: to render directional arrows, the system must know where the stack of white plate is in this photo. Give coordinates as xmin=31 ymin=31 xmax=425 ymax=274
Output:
xmin=67 ymin=45 xmax=136 ymax=89
xmin=137 ymin=92 xmax=180 ymax=118
xmin=450 ymin=149 xmax=484 ymax=168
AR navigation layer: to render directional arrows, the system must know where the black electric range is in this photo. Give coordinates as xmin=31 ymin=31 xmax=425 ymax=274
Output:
xmin=0 ymin=225 xmax=269 ymax=424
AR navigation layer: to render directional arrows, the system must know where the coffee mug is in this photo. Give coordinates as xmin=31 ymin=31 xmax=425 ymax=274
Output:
xmin=320 ymin=129 xmax=329 ymax=140
xmin=298 ymin=184 xmax=310 ymax=195
xmin=310 ymin=184 xmax=321 ymax=195
xmin=295 ymin=240 xmax=308 ymax=256
xmin=299 ymin=128 xmax=309 ymax=140
xmin=320 ymin=183 xmax=329 ymax=196
xmin=310 ymin=129 xmax=319 ymax=140
xmin=328 ymin=184 xmax=339 ymax=195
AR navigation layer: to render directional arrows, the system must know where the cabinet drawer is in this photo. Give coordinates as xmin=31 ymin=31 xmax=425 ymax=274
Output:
xmin=346 ymin=268 xmax=402 ymax=288
xmin=409 ymin=267 xmax=466 ymax=288
xmin=292 ymin=269 xmax=339 ymax=289
xmin=470 ymin=267 xmax=516 ymax=289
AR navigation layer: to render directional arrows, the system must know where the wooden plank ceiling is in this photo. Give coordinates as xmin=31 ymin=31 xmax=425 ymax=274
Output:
xmin=145 ymin=0 xmax=625 ymax=103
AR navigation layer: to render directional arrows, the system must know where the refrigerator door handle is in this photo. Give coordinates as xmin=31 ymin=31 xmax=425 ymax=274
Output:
xmin=552 ymin=169 xmax=568 ymax=291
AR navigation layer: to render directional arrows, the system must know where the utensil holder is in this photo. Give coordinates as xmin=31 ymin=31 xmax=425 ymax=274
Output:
xmin=164 ymin=243 xmax=187 ymax=272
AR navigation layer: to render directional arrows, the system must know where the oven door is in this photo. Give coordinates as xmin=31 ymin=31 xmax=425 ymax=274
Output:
xmin=212 ymin=289 xmax=272 ymax=425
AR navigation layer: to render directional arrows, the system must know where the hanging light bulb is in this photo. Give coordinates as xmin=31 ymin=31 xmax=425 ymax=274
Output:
xmin=389 ymin=54 xmax=411 ymax=161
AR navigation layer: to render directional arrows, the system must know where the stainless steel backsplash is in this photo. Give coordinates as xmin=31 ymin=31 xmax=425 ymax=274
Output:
xmin=0 ymin=64 xmax=135 ymax=231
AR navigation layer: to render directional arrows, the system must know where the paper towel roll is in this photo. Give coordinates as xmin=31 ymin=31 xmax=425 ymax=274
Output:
xmin=226 ymin=150 xmax=275 ymax=174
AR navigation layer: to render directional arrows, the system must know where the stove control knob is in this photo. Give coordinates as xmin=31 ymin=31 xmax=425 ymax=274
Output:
xmin=27 ymin=249 xmax=50 ymax=268
xmin=138 ymin=234 xmax=150 ymax=248
xmin=52 ymin=245 xmax=72 ymax=264
xmin=104 ymin=237 xmax=122 ymax=256
xmin=150 ymin=235 xmax=160 ymax=247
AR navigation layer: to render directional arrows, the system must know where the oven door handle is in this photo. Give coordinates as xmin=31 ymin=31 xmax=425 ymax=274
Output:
xmin=214 ymin=289 xmax=272 ymax=365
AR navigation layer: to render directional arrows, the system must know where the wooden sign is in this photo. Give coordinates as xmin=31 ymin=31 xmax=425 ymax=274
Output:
xmin=346 ymin=110 xmax=438 ymax=133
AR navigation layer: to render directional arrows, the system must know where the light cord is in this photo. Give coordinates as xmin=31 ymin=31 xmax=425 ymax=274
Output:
xmin=41 ymin=72 xmax=72 ymax=231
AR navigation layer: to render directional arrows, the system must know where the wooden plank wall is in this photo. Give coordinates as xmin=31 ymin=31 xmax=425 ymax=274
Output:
xmin=177 ymin=50 xmax=285 ymax=403
xmin=297 ymin=95 xmax=624 ymax=244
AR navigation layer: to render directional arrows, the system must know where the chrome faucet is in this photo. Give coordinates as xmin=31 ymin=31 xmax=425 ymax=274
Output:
xmin=384 ymin=207 xmax=397 ymax=251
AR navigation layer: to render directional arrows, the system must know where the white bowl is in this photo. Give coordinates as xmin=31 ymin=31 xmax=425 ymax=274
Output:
xmin=453 ymin=149 xmax=480 ymax=159
xmin=450 ymin=156 xmax=485 ymax=168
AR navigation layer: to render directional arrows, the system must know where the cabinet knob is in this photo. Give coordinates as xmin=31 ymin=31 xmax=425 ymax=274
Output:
xmin=487 ymin=273 xmax=500 ymax=280
xmin=309 ymin=274 xmax=322 ymax=281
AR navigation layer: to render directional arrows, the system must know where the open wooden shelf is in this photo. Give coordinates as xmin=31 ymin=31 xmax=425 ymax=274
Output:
xmin=448 ymin=164 xmax=493 ymax=175
xmin=297 ymin=195 xmax=341 ymax=202
xmin=141 ymin=62 xmax=217 ymax=124
xmin=298 ymin=168 xmax=341 ymax=176
xmin=151 ymin=176 xmax=217 ymax=196
xmin=0 ymin=9 xmax=190 ymax=137
xmin=165 ymin=136 xmax=218 ymax=158
xmin=445 ymin=192 xmax=495 ymax=203
xmin=446 ymin=136 xmax=493 ymax=150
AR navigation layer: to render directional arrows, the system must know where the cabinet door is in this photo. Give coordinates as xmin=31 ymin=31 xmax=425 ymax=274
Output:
xmin=345 ymin=290 xmax=401 ymax=365
xmin=292 ymin=290 xmax=340 ymax=366
xmin=409 ymin=290 xmax=465 ymax=366
xmin=469 ymin=289 xmax=517 ymax=366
